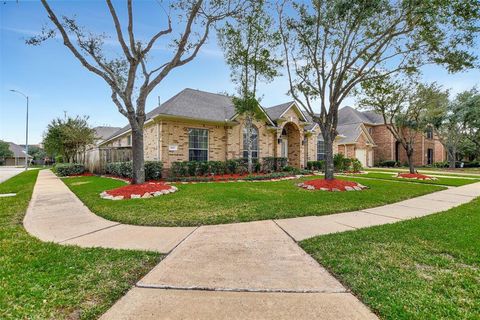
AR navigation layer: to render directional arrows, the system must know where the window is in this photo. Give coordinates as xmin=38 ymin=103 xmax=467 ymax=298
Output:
xmin=188 ymin=128 xmax=208 ymax=161
xmin=127 ymin=135 xmax=132 ymax=146
xmin=426 ymin=127 xmax=433 ymax=139
xmin=243 ymin=125 xmax=259 ymax=158
xmin=317 ymin=134 xmax=325 ymax=160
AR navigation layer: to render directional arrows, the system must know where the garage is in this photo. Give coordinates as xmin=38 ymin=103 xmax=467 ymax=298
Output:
xmin=355 ymin=148 xmax=367 ymax=167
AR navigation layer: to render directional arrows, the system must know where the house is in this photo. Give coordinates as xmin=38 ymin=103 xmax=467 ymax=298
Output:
xmin=98 ymin=88 xmax=445 ymax=171
xmin=79 ymin=126 xmax=122 ymax=172
xmin=337 ymin=106 xmax=446 ymax=166
xmin=1 ymin=142 xmax=33 ymax=166
xmin=100 ymin=88 xmax=335 ymax=171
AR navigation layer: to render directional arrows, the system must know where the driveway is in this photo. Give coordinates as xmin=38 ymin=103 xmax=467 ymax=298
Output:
xmin=0 ymin=167 xmax=25 ymax=184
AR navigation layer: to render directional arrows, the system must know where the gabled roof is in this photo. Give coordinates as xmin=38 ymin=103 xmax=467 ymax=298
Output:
xmin=93 ymin=126 xmax=121 ymax=141
xmin=265 ymin=101 xmax=307 ymax=122
xmin=338 ymin=106 xmax=384 ymax=125
xmin=4 ymin=141 xmax=32 ymax=158
xmin=336 ymin=123 xmax=376 ymax=145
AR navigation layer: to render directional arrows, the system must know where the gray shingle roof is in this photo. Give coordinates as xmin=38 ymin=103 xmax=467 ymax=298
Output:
xmin=336 ymin=123 xmax=363 ymax=144
xmin=104 ymin=88 xmax=237 ymax=141
xmin=265 ymin=101 xmax=294 ymax=120
xmin=338 ymin=106 xmax=384 ymax=125
xmin=93 ymin=126 xmax=122 ymax=141
xmin=5 ymin=142 xmax=32 ymax=158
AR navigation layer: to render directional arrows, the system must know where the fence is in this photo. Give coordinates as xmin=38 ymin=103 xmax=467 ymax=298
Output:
xmin=80 ymin=147 xmax=132 ymax=173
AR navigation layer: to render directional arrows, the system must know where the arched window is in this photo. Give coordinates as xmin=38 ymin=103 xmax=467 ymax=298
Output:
xmin=317 ymin=134 xmax=325 ymax=160
xmin=243 ymin=125 xmax=259 ymax=158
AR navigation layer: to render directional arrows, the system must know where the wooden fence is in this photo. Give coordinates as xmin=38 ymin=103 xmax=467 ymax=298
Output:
xmin=80 ymin=147 xmax=132 ymax=173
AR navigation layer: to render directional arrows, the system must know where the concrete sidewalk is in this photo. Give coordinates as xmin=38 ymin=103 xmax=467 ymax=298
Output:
xmin=24 ymin=170 xmax=195 ymax=253
xmin=24 ymin=170 xmax=480 ymax=319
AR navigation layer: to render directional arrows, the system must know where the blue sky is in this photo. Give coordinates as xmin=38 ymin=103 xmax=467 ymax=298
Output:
xmin=1 ymin=0 xmax=479 ymax=145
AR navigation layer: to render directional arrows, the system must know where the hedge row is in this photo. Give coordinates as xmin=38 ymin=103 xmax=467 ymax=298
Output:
xmin=170 ymin=157 xmax=288 ymax=177
xmin=54 ymin=163 xmax=85 ymax=176
xmin=166 ymin=172 xmax=294 ymax=182
xmin=105 ymin=161 xmax=163 ymax=180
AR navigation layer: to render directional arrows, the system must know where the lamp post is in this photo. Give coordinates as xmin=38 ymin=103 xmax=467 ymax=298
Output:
xmin=9 ymin=90 xmax=29 ymax=170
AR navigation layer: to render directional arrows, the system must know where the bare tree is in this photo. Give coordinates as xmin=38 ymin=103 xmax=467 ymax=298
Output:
xmin=278 ymin=0 xmax=480 ymax=180
xmin=30 ymin=0 xmax=243 ymax=183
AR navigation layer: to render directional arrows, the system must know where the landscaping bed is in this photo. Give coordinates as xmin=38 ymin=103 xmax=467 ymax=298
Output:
xmin=62 ymin=175 xmax=445 ymax=226
xmin=101 ymin=182 xmax=178 ymax=200
xmin=397 ymin=173 xmax=436 ymax=180
xmin=361 ymin=171 xmax=478 ymax=186
xmin=301 ymin=197 xmax=480 ymax=320
xmin=297 ymin=179 xmax=368 ymax=191
xmin=0 ymin=170 xmax=162 ymax=319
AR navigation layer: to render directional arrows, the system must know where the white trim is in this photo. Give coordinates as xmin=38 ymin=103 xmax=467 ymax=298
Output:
xmin=278 ymin=102 xmax=308 ymax=122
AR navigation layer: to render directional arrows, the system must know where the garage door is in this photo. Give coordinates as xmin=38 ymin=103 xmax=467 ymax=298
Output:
xmin=355 ymin=149 xmax=367 ymax=167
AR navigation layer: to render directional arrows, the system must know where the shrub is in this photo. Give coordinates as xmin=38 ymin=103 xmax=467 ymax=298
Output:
xmin=333 ymin=153 xmax=347 ymax=172
xmin=351 ymin=158 xmax=363 ymax=172
xmin=433 ymin=161 xmax=448 ymax=168
xmin=226 ymin=159 xmax=239 ymax=174
xmin=106 ymin=161 xmax=163 ymax=180
xmin=463 ymin=161 xmax=480 ymax=168
xmin=54 ymin=155 xmax=63 ymax=164
xmin=306 ymin=160 xmax=324 ymax=171
xmin=55 ymin=163 xmax=85 ymax=176
xmin=262 ymin=157 xmax=287 ymax=173
xmin=378 ymin=160 xmax=399 ymax=167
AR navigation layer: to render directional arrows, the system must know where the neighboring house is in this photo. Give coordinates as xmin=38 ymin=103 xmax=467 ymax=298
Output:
xmin=80 ymin=126 xmax=122 ymax=172
xmin=98 ymin=88 xmax=445 ymax=171
xmin=100 ymin=88 xmax=337 ymax=171
xmin=337 ymin=106 xmax=446 ymax=166
xmin=2 ymin=142 xmax=33 ymax=166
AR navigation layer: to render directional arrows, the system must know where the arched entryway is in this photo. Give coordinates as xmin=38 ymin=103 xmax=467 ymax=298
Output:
xmin=280 ymin=122 xmax=302 ymax=168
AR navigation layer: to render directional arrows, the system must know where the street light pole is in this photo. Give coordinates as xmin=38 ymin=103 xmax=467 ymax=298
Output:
xmin=9 ymin=90 xmax=29 ymax=171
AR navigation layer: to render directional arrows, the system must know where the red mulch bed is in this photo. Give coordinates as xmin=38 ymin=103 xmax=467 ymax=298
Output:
xmin=69 ymin=172 xmax=94 ymax=177
xmin=397 ymin=173 xmax=435 ymax=180
xmin=105 ymin=182 xmax=173 ymax=199
xmin=298 ymin=179 xmax=367 ymax=191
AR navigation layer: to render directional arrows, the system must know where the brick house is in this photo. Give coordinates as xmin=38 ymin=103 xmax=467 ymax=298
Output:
xmin=337 ymin=106 xmax=446 ymax=166
xmin=99 ymin=88 xmax=445 ymax=169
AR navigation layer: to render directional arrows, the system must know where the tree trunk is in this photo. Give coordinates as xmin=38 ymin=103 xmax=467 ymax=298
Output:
xmin=131 ymin=128 xmax=145 ymax=184
xmin=448 ymin=147 xmax=456 ymax=169
xmin=324 ymin=133 xmax=335 ymax=180
xmin=406 ymin=149 xmax=415 ymax=174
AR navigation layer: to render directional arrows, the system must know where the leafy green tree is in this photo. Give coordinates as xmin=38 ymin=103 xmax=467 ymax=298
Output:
xmin=278 ymin=0 xmax=480 ymax=180
xmin=0 ymin=140 xmax=13 ymax=164
xmin=30 ymin=0 xmax=244 ymax=184
xmin=43 ymin=116 xmax=95 ymax=163
xmin=455 ymin=88 xmax=480 ymax=158
xmin=359 ymin=77 xmax=447 ymax=173
xmin=218 ymin=0 xmax=281 ymax=173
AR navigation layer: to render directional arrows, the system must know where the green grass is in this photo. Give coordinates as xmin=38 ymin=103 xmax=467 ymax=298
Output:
xmin=368 ymin=167 xmax=480 ymax=178
xmin=301 ymin=197 xmax=480 ymax=320
xmin=358 ymin=171 xmax=479 ymax=186
xmin=62 ymin=175 xmax=445 ymax=227
xmin=0 ymin=170 xmax=162 ymax=319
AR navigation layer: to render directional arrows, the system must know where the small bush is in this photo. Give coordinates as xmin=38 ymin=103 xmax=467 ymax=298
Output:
xmin=106 ymin=161 xmax=163 ymax=180
xmin=54 ymin=155 xmax=63 ymax=164
xmin=306 ymin=160 xmax=325 ymax=171
xmin=433 ymin=161 xmax=448 ymax=168
xmin=262 ymin=157 xmax=287 ymax=173
xmin=55 ymin=163 xmax=85 ymax=176
xmin=463 ymin=160 xmax=480 ymax=168
xmin=351 ymin=158 xmax=363 ymax=172
xmin=378 ymin=160 xmax=399 ymax=167
xmin=333 ymin=153 xmax=347 ymax=172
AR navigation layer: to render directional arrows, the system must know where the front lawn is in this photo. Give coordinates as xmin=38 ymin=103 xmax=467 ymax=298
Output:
xmin=0 ymin=170 xmax=162 ymax=319
xmin=358 ymin=171 xmax=479 ymax=186
xmin=301 ymin=197 xmax=480 ymax=320
xmin=368 ymin=167 xmax=480 ymax=178
xmin=62 ymin=175 xmax=445 ymax=226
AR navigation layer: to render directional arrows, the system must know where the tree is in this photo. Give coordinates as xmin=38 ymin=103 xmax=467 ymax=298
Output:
xmin=278 ymin=0 xmax=480 ymax=180
xmin=0 ymin=141 xmax=13 ymax=164
xmin=218 ymin=0 xmax=281 ymax=173
xmin=43 ymin=115 xmax=95 ymax=163
xmin=359 ymin=78 xmax=446 ymax=173
xmin=30 ymin=0 xmax=243 ymax=184
xmin=456 ymin=88 xmax=480 ymax=157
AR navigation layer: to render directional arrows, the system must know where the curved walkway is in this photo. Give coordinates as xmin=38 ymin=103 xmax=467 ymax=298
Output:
xmin=24 ymin=170 xmax=480 ymax=319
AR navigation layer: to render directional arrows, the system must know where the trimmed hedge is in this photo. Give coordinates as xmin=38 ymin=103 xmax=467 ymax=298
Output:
xmin=54 ymin=163 xmax=85 ymax=176
xmin=166 ymin=171 xmax=294 ymax=182
xmin=170 ymin=159 xmax=263 ymax=177
xmin=307 ymin=160 xmax=325 ymax=171
xmin=105 ymin=161 xmax=163 ymax=180
xmin=378 ymin=160 xmax=399 ymax=167
xmin=262 ymin=157 xmax=287 ymax=173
